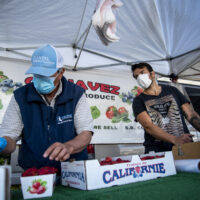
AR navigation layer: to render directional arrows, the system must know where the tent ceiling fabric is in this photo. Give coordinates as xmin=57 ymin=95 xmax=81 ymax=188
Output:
xmin=0 ymin=0 xmax=200 ymax=81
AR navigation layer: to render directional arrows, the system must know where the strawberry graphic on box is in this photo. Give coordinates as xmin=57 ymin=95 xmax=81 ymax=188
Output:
xmin=133 ymin=166 xmax=143 ymax=178
xmin=27 ymin=179 xmax=47 ymax=195
xmin=20 ymin=166 xmax=57 ymax=199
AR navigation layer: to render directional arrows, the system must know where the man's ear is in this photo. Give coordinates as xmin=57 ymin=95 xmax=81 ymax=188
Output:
xmin=62 ymin=68 xmax=65 ymax=73
xmin=59 ymin=68 xmax=65 ymax=77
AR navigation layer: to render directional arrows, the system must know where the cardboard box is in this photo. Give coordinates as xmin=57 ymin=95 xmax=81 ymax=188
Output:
xmin=0 ymin=165 xmax=11 ymax=200
xmin=20 ymin=174 xmax=56 ymax=199
xmin=172 ymin=142 xmax=200 ymax=160
xmin=61 ymin=151 xmax=176 ymax=190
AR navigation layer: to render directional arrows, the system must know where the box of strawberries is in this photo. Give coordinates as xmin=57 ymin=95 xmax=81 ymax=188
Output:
xmin=61 ymin=151 xmax=176 ymax=190
xmin=20 ymin=166 xmax=57 ymax=199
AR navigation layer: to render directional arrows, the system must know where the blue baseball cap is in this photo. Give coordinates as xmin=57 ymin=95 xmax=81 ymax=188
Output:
xmin=26 ymin=44 xmax=64 ymax=76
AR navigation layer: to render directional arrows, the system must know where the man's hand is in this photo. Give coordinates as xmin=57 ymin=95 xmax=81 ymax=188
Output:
xmin=136 ymin=111 xmax=194 ymax=145
xmin=43 ymin=131 xmax=92 ymax=162
xmin=0 ymin=136 xmax=16 ymax=154
xmin=43 ymin=142 xmax=74 ymax=162
xmin=173 ymin=134 xmax=193 ymax=145
xmin=0 ymin=137 xmax=7 ymax=152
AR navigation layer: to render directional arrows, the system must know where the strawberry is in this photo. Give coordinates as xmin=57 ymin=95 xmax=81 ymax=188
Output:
xmin=155 ymin=155 xmax=164 ymax=158
xmin=29 ymin=187 xmax=38 ymax=194
xmin=22 ymin=167 xmax=38 ymax=177
xmin=135 ymin=166 xmax=140 ymax=174
xmin=37 ymin=186 xmax=46 ymax=194
xmin=22 ymin=166 xmax=58 ymax=177
xmin=32 ymin=181 xmax=41 ymax=190
xmin=105 ymin=157 xmax=112 ymax=162
xmin=115 ymin=158 xmax=129 ymax=164
xmin=100 ymin=157 xmax=129 ymax=165
xmin=87 ymin=144 xmax=94 ymax=153
xmin=141 ymin=156 xmax=155 ymax=160
xmin=38 ymin=166 xmax=58 ymax=175
xmin=116 ymin=158 xmax=122 ymax=163
xmin=100 ymin=161 xmax=107 ymax=165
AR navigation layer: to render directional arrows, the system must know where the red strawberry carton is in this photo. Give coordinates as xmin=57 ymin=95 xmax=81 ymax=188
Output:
xmin=20 ymin=167 xmax=57 ymax=199
xmin=61 ymin=151 xmax=176 ymax=190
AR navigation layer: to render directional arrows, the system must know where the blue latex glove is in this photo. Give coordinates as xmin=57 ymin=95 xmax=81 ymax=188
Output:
xmin=0 ymin=137 xmax=7 ymax=152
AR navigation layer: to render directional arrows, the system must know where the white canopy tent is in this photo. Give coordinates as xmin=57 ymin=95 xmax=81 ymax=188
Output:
xmin=1 ymin=0 xmax=200 ymax=158
xmin=0 ymin=0 xmax=200 ymax=82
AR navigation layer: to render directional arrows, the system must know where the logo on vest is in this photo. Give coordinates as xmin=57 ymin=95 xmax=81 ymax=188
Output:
xmin=57 ymin=114 xmax=73 ymax=124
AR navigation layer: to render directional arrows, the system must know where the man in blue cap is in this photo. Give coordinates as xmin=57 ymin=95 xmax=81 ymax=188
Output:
xmin=0 ymin=45 xmax=93 ymax=170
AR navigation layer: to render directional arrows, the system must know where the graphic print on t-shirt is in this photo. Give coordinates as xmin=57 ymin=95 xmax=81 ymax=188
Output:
xmin=150 ymin=101 xmax=172 ymax=118
xmin=145 ymin=95 xmax=184 ymax=136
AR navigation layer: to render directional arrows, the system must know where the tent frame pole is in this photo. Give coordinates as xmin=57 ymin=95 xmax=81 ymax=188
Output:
xmin=0 ymin=45 xmax=72 ymax=51
xmin=73 ymin=21 xmax=92 ymax=71
xmin=74 ymin=0 xmax=89 ymax=45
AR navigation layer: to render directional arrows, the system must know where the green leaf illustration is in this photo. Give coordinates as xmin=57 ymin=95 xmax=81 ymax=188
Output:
xmin=27 ymin=186 xmax=31 ymax=192
xmin=111 ymin=116 xmax=121 ymax=123
xmin=41 ymin=181 xmax=47 ymax=186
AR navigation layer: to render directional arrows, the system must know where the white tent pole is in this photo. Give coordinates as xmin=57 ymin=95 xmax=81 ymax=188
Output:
xmin=76 ymin=47 xmax=127 ymax=64
xmin=180 ymin=73 xmax=200 ymax=78
xmin=0 ymin=56 xmax=30 ymax=63
xmin=168 ymin=47 xmax=200 ymax=76
xmin=75 ymin=23 xmax=92 ymax=46
xmin=171 ymin=48 xmax=200 ymax=60
xmin=190 ymin=67 xmax=200 ymax=73
xmin=0 ymin=45 xmax=72 ymax=51
xmin=5 ymin=50 xmax=31 ymax=58
xmin=75 ymin=63 xmax=126 ymax=71
xmin=129 ymin=58 xmax=167 ymax=65
xmin=178 ymin=59 xmax=200 ymax=76
xmin=73 ymin=21 xmax=93 ymax=71
xmin=73 ymin=0 xmax=89 ymax=45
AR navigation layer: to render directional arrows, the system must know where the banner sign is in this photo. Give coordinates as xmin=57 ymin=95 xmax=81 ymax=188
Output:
xmin=0 ymin=65 xmax=144 ymax=144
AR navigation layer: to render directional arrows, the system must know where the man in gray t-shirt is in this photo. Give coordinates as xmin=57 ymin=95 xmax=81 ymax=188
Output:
xmin=132 ymin=62 xmax=200 ymax=153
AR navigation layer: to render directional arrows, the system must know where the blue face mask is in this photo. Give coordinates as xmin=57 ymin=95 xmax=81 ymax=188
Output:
xmin=32 ymin=75 xmax=56 ymax=94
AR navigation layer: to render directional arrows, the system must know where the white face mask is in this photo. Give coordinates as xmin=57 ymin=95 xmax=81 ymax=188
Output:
xmin=137 ymin=73 xmax=152 ymax=89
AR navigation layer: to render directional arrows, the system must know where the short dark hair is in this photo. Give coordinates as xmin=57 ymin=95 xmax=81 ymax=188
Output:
xmin=131 ymin=62 xmax=153 ymax=73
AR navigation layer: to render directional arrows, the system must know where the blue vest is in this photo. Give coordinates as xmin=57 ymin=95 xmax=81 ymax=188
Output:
xmin=14 ymin=77 xmax=88 ymax=170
